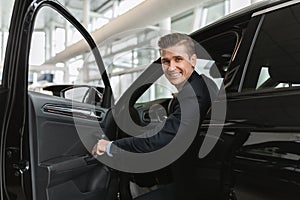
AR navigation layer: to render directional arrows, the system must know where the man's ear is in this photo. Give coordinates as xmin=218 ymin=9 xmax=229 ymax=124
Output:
xmin=191 ymin=54 xmax=197 ymax=66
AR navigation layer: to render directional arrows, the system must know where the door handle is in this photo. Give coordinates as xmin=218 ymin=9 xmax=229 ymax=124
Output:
xmin=43 ymin=104 xmax=103 ymax=121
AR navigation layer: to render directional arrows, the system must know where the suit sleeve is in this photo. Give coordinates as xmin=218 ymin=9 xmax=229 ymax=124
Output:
xmin=112 ymin=101 xmax=181 ymax=153
xmin=111 ymin=74 xmax=211 ymax=154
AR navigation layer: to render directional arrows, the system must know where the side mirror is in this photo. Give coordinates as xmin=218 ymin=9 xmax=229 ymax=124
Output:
xmin=60 ymin=86 xmax=103 ymax=106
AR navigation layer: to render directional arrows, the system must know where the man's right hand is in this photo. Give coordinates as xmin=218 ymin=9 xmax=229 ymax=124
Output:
xmin=92 ymin=139 xmax=110 ymax=156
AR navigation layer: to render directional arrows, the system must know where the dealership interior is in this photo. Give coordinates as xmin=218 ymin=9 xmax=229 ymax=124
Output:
xmin=0 ymin=0 xmax=262 ymax=100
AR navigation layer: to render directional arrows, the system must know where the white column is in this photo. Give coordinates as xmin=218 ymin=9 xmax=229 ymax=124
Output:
xmin=192 ymin=6 xmax=203 ymax=32
xmin=82 ymin=54 xmax=89 ymax=82
xmin=225 ymin=0 xmax=230 ymax=15
xmin=83 ymin=0 xmax=90 ymax=30
xmin=159 ymin=18 xmax=171 ymax=33
xmin=45 ymin=28 xmax=49 ymax=60
xmin=91 ymin=17 xmax=97 ymax=31
xmin=0 ymin=4 xmax=2 ymax=30
xmin=0 ymin=6 xmax=4 ymax=63
xmin=44 ymin=28 xmax=49 ymax=61
xmin=82 ymin=0 xmax=90 ymax=82
xmin=63 ymin=62 xmax=70 ymax=83
xmin=112 ymin=0 xmax=119 ymax=18
xmin=201 ymin=8 xmax=208 ymax=27
xmin=64 ymin=21 xmax=70 ymax=47
xmin=48 ymin=21 xmax=55 ymax=58
xmin=1 ymin=32 xmax=4 ymax=62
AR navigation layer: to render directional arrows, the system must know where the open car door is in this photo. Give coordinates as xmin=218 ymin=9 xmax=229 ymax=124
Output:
xmin=0 ymin=0 xmax=118 ymax=200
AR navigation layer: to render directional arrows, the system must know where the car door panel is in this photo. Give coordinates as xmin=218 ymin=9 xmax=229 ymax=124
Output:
xmin=234 ymin=138 xmax=300 ymax=200
xmin=28 ymin=91 xmax=113 ymax=200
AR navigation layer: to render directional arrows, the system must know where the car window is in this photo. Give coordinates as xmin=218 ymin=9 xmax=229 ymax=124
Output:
xmin=28 ymin=7 xmax=104 ymax=101
xmin=242 ymin=3 xmax=300 ymax=91
xmin=0 ymin=0 xmax=15 ymax=85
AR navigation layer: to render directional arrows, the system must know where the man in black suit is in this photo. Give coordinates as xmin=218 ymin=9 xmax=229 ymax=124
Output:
xmin=93 ymin=33 xmax=212 ymax=199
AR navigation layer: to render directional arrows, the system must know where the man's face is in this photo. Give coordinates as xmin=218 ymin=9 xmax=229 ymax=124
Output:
xmin=161 ymin=44 xmax=196 ymax=90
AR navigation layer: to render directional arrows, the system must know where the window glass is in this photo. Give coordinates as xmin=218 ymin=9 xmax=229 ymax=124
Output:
xmin=28 ymin=7 xmax=104 ymax=99
xmin=243 ymin=4 xmax=300 ymax=91
xmin=171 ymin=11 xmax=194 ymax=34
xmin=204 ymin=2 xmax=225 ymax=25
xmin=0 ymin=0 xmax=16 ymax=84
xmin=98 ymin=29 xmax=163 ymax=102
xmin=109 ymin=48 xmax=158 ymax=102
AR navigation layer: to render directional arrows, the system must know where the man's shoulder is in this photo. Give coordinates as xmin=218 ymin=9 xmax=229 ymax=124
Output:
xmin=187 ymin=71 xmax=202 ymax=85
xmin=189 ymin=71 xmax=208 ymax=90
xmin=189 ymin=72 xmax=219 ymax=100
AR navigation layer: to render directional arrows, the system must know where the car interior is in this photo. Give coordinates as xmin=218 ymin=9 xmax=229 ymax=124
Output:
xmin=24 ymin=24 xmax=252 ymax=200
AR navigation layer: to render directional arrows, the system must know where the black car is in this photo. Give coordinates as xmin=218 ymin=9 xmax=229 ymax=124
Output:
xmin=1 ymin=0 xmax=300 ymax=200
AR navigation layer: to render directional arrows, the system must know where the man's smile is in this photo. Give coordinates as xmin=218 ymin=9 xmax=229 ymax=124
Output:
xmin=167 ymin=72 xmax=182 ymax=78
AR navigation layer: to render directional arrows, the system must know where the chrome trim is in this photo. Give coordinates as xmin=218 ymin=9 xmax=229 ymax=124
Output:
xmin=43 ymin=104 xmax=103 ymax=121
xmin=224 ymin=65 xmax=239 ymax=88
xmin=238 ymin=15 xmax=265 ymax=92
xmin=252 ymin=0 xmax=300 ymax=17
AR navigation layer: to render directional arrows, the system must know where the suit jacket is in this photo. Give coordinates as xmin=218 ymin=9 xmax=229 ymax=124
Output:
xmin=112 ymin=71 xmax=213 ymax=199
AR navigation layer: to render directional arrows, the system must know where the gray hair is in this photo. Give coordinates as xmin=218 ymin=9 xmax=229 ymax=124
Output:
xmin=158 ymin=33 xmax=196 ymax=57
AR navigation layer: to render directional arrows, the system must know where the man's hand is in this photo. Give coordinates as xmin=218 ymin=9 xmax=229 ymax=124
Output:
xmin=92 ymin=139 xmax=110 ymax=156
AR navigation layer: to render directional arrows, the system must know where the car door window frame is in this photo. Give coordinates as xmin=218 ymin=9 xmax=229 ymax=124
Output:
xmin=30 ymin=1 xmax=113 ymax=107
